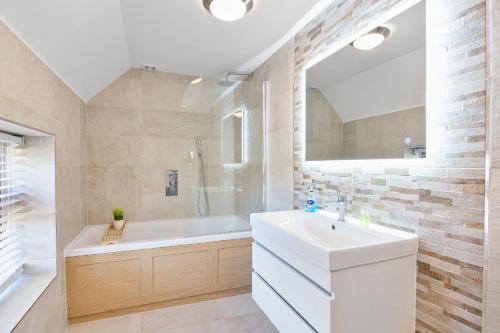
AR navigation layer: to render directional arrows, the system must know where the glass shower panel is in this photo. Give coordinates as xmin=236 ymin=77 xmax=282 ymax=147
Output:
xmin=181 ymin=77 xmax=265 ymax=219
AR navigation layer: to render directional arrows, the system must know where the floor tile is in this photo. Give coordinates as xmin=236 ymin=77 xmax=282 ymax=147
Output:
xmin=158 ymin=319 xmax=231 ymax=333
xmin=225 ymin=311 xmax=279 ymax=333
xmin=141 ymin=299 xmax=224 ymax=332
xmin=66 ymin=314 xmax=141 ymax=333
xmin=66 ymin=294 xmax=277 ymax=333
xmin=217 ymin=293 xmax=261 ymax=318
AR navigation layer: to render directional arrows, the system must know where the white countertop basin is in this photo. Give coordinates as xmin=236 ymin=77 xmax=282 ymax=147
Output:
xmin=250 ymin=210 xmax=418 ymax=271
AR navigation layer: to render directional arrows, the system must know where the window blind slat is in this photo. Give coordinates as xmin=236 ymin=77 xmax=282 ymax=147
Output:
xmin=0 ymin=139 xmax=24 ymax=292
xmin=0 ymin=248 xmax=22 ymax=268
xmin=0 ymin=259 xmax=22 ymax=287
xmin=0 ymin=192 xmax=22 ymax=200
xmin=0 ymin=198 xmax=22 ymax=209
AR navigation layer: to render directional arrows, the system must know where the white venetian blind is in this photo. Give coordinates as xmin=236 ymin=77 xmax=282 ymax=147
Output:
xmin=0 ymin=136 xmax=24 ymax=291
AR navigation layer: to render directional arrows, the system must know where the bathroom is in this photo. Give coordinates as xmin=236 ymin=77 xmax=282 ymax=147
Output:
xmin=0 ymin=0 xmax=498 ymax=332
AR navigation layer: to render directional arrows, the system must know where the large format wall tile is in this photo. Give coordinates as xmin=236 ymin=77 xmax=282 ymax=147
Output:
xmin=253 ymin=41 xmax=295 ymax=212
xmin=86 ymin=69 xmax=261 ymax=223
xmin=0 ymin=21 xmax=86 ymax=332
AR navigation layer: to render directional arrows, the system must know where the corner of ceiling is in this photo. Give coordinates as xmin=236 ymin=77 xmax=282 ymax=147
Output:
xmin=235 ymin=0 xmax=333 ymax=73
xmin=0 ymin=17 xmax=90 ymax=103
xmin=85 ymin=1 xmax=134 ymax=104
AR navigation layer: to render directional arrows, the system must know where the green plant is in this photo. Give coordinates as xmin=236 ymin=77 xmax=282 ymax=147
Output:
xmin=112 ymin=208 xmax=124 ymax=221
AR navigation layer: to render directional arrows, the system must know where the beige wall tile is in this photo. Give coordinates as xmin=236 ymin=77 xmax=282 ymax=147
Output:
xmin=485 ymin=0 xmax=500 ymax=330
xmin=142 ymin=71 xmax=189 ymax=111
xmin=87 ymin=106 xmax=142 ymax=137
xmin=0 ymin=21 xmax=86 ymax=333
xmin=484 ymin=258 xmax=500 ymax=332
xmin=86 ymin=69 xmax=261 ymax=222
xmin=88 ymin=70 xmax=143 ymax=109
xmin=268 ymin=129 xmax=293 ymax=167
xmin=252 ymin=41 xmax=295 ymax=211
xmin=268 ymin=166 xmax=294 ymax=211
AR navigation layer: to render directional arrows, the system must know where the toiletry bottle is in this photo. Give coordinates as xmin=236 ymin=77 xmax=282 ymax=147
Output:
xmin=360 ymin=211 xmax=371 ymax=227
xmin=305 ymin=186 xmax=318 ymax=212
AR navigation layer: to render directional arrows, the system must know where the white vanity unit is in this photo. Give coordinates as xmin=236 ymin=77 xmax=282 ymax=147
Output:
xmin=250 ymin=210 xmax=418 ymax=333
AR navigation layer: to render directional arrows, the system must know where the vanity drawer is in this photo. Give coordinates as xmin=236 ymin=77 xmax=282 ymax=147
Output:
xmin=252 ymin=272 xmax=314 ymax=333
xmin=253 ymin=242 xmax=334 ymax=333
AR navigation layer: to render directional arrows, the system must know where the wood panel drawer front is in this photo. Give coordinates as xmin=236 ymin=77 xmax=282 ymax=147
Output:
xmin=68 ymin=259 xmax=143 ymax=316
xmin=153 ymin=250 xmax=210 ymax=299
xmin=217 ymin=244 xmax=252 ymax=289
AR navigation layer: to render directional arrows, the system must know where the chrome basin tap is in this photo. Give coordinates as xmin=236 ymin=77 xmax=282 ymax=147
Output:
xmin=322 ymin=195 xmax=348 ymax=222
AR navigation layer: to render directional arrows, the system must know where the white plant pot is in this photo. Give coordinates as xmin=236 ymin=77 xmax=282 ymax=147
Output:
xmin=113 ymin=220 xmax=125 ymax=231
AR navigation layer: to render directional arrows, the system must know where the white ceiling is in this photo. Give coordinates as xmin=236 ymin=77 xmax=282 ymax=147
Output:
xmin=0 ymin=0 xmax=329 ymax=102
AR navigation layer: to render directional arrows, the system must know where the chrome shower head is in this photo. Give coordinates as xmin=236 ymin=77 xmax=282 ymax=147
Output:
xmin=217 ymin=71 xmax=254 ymax=87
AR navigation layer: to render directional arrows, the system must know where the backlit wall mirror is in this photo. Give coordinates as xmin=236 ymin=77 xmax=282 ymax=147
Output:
xmin=305 ymin=1 xmax=426 ymax=161
xmin=222 ymin=109 xmax=244 ymax=164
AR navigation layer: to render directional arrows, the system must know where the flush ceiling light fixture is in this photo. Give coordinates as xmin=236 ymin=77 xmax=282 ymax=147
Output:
xmin=203 ymin=0 xmax=253 ymax=22
xmin=352 ymin=27 xmax=391 ymax=50
xmin=190 ymin=77 xmax=203 ymax=85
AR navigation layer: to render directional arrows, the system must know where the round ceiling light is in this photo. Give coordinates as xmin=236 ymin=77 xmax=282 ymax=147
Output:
xmin=203 ymin=0 xmax=253 ymax=22
xmin=352 ymin=27 xmax=391 ymax=50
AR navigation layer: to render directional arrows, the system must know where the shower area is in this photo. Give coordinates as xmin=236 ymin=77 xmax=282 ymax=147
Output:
xmin=66 ymin=71 xmax=266 ymax=318
xmin=86 ymin=69 xmax=266 ymax=224
xmin=185 ymin=73 xmax=266 ymax=219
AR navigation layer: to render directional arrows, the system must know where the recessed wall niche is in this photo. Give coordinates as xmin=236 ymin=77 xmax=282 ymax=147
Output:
xmin=0 ymin=119 xmax=56 ymax=332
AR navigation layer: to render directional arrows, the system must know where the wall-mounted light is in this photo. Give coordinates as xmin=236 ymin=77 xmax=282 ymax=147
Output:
xmin=352 ymin=27 xmax=391 ymax=50
xmin=190 ymin=77 xmax=203 ymax=85
xmin=203 ymin=0 xmax=253 ymax=22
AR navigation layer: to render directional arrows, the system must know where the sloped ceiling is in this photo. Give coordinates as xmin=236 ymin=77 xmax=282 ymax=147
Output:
xmin=0 ymin=0 xmax=329 ymax=102
xmin=0 ymin=0 xmax=130 ymax=102
xmin=307 ymin=1 xmax=426 ymax=122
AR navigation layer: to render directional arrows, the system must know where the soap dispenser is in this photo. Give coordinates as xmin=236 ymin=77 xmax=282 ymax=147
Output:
xmin=304 ymin=186 xmax=318 ymax=212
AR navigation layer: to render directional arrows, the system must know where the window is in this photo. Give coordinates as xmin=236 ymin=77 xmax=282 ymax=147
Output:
xmin=0 ymin=126 xmax=55 ymax=332
xmin=0 ymin=133 xmax=24 ymax=293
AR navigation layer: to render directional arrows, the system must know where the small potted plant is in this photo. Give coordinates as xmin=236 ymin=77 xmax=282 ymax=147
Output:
xmin=112 ymin=208 xmax=125 ymax=231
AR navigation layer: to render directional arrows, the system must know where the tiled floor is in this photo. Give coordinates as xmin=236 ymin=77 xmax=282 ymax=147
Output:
xmin=66 ymin=293 xmax=278 ymax=333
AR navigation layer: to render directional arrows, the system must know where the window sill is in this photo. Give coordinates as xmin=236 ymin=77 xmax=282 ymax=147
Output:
xmin=0 ymin=260 xmax=56 ymax=333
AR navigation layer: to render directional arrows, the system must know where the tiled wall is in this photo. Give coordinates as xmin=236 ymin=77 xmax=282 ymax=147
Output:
xmin=484 ymin=0 xmax=500 ymax=331
xmin=0 ymin=21 xmax=87 ymax=332
xmin=306 ymin=89 xmax=425 ymax=160
xmin=342 ymin=106 xmax=426 ymax=159
xmin=253 ymin=41 xmax=295 ymax=211
xmin=306 ymin=88 xmax=343 ymax=161
xmin=291 ymin=0 xmax=487 ymax=332
xmin=209 ymin=80 xmax=265 ymax=218
xmin=86 ymin=69 xmax=265 ymax=223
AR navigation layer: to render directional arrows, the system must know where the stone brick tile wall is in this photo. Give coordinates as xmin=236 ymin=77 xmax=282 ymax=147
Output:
xmin=291 ymin=0 xmax=487 ymax=332
xmin=483 ymin=0 xmax=500 ymax=331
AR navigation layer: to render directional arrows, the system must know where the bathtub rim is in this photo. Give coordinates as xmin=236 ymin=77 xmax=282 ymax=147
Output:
xmin=64 ymin=215 xmax=252 ymax=258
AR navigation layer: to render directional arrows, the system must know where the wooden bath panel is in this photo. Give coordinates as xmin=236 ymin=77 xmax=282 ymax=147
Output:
xmin=65 ymin=238 xmax=252 ymax=318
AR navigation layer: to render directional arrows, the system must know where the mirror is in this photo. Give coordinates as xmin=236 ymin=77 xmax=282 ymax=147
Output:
xmin=305 ymin=1 xmax=426 ymax=161
xmin=222 ymin=109 xmax=244 ymax=164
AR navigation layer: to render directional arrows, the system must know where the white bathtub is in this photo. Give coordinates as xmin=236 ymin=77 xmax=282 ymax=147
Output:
xmin=64 ymin=215 xmax=252 ymax=257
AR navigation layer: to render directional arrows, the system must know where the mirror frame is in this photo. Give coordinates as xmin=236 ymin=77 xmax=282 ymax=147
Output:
xmin=301 ymin=0 xmax=431 ymax=167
